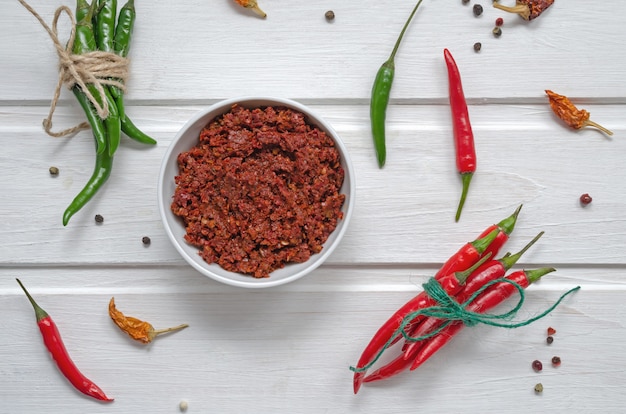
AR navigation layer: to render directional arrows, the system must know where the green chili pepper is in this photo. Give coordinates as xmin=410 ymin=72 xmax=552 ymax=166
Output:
xmin=71 ymin=0 xmax=106 ymax=154
xmin=110 ymin=0 xmax=157 ymax=145
xmin=121 ymin=114 xmax=158 ymax=145
xmin=113 ymin=0 xmax=135 ymax=59
xmin=72 ymin=86 xmax=107 ymax=154
xmin=62 ymin=140 xmax=114 ymax=226
xmin=370 ymin=0 xmax=424 ymax=168
xmin=75 ymin=0 xmax=91 ymax=23
xmin=73 ymin=1 xmax=122 ymax=157
xmin=63 ymin=1 xmax=115 ymax=225
xmin=95 ymin=0 xmax=116 ymax=53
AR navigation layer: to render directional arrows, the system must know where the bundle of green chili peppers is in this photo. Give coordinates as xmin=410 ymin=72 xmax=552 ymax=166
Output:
xmin=63 ymin=0 xmax=156 ymax=226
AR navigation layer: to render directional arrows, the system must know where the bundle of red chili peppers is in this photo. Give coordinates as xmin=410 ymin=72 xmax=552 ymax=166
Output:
xmin=350 ymin=205 xmax=580 ymax=393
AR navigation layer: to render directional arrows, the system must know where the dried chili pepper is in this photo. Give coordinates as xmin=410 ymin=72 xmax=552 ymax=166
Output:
xmin=444 ymin=48 xmax=477 ymax=222
xmin=492 ymin=0 xmax=554 ymax=20
xmin=108 ymin=297 xmax=188 ymax=344
xmin=545 ymin=90 xmax=613 ymax=136
xmin=234 ymin=0 xmax=266 ymax=18
xmin=16 ymin=279 xmax=113 ymax=402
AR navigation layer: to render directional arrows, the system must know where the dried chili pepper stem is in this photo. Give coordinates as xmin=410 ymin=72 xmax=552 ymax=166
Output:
xmin=493 ymin=0 xmax=554 ymax=21
xmin=234 ymin=0 xmax=266 ymax=18
xmin=545 ymin=90 xmax=614 ymax=136
xmin=108 ymin=297 xmax=188 ymax=344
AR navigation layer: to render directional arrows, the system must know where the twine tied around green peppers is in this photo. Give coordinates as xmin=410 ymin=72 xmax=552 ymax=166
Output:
xmin=18 ymin=0 xmax=129 ymax=137
xmin=350 ymin=278 xmax=580 ymax=373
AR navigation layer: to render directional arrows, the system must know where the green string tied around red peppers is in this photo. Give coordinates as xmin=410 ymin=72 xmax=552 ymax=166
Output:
xmin=350 ymin=276 xmax=580 ymax=374
xmin=370 ymin=0 xmax=424 ymax=168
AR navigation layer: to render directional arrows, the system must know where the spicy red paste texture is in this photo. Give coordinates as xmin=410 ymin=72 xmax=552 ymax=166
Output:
xmin=171 ymin=104 xmax=345 ymax=278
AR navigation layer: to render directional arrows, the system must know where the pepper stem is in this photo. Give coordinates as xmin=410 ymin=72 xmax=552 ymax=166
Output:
xmin=500 ymin=231 xmax=544 ymax=270
xmin=472 ymin=228 xmax=500 ymax=254
xmin=496 ymin=204 xmax=523 ymax=236
xmin=387 ymin=0 xmax=424 ymax=62
xmin=245 ymin=0 xmax=266 ymax=18
xmin=455 ymin=173 xmax=473 ymax=222
xmin=16 ymin=279 xmax=49 ymax=322
xmin=149 ymin=324 xmax=189 ymax=341
xmin=456 ymin=252 xmax=493 ymax=284
xmin=492 ymin=2 xmax=531 ymax=20
xmin=583 ymin=120 xmax=614 ymax=136
xmin=526 ymin=267 xmax=556 ymax=284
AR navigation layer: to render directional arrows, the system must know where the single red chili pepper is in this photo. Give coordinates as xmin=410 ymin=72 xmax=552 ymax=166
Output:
xmin=366 ymin=232 xmax=544 ymax=382
xmin=444 ymin=48 xmax=476 ymax=222
xmin=362 ymin=267 xmax=555 ymax=383
xmin=16 ymin=279 xmax=113 ymax=402
xmin=351 ymin=253 xmax=493 ymax=394
xmin=493 ymin=0 xmax=554 ymax=21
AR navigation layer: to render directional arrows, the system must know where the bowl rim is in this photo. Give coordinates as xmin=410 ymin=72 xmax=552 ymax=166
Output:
xmin=157 ymin=96 xmax=356 ymax=288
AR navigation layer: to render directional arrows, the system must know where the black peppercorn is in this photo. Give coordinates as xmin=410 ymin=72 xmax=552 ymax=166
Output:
xmin=473 ymin=4 xmax=483 ymax=16
xmin=473 ymin=42 xmax=482 ymax=52
xmin=325 ymin=10 xmax=335 ymax=21
xmin=95 ymin=214 xmax=104 ymax=224
xmin=546 ymin=336 xmax=554 ymax=344
xmin=142 ymin=236 xmax=151 ymax=246
xmin=552 ymin=356 xmax=561 ymax=366
xmin=462 ymin=0 xmax=470 ymax=3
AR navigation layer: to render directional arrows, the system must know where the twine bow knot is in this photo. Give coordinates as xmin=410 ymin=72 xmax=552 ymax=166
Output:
xmin=19 ymin=0 xmax=129 ymax=137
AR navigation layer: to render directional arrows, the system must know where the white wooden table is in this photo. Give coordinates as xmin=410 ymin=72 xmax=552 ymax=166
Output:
xmin=1 ymin=1 xmax=625 ymax=412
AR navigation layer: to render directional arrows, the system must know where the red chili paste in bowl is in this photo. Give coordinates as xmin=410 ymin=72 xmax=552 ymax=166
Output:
xmin=171 ymin=104 xmax=345 ymax=278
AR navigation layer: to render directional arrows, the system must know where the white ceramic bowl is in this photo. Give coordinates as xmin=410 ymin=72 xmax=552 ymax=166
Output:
xmin=158 ymin=97 xmax=355 ymax=288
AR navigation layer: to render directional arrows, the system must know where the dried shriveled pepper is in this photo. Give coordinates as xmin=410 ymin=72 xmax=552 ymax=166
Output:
xmin=234 ymin=0 xmax=266 ymax=18
xmin=108 ymin=297 xmax=188 ymax=344
xmin=493 ymin=0 xmax=554 ymax=20
xmin=545 ymin=90 xmax=613 ymax=136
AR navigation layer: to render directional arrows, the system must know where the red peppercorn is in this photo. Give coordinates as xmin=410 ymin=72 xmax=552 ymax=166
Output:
xmin=532 ymin=360 xmax=543 ymax=372
xmin=495 ymin=17 xmax=504 ymax=26
xmin=552 ymin=356 xmax=561 ymax=366
xmin=547 ymin=327 xmax=556 ymax=336
xmin=580 ymin=193 xmax=592 ymax=205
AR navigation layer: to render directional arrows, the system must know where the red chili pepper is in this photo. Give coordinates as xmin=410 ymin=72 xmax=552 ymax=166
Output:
xmin=364 ymin=232 xmax=544 ymax=382
xmin=16 ymin=279 xmax=113 ymax=402
xmin=444 ymin=48 xmax=476 ymax=222
xmin=351 ymin=252 xmax=493 ymax=394
xmin=407 ymin=267 xmax=555 ymax=372
xmin=395 ymin=227 xmax=500 ymax=344
xmin=435 ymin=204 xmax=522 ymax=280
xmin=362 ymin=267 xmax=555 ymax=384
